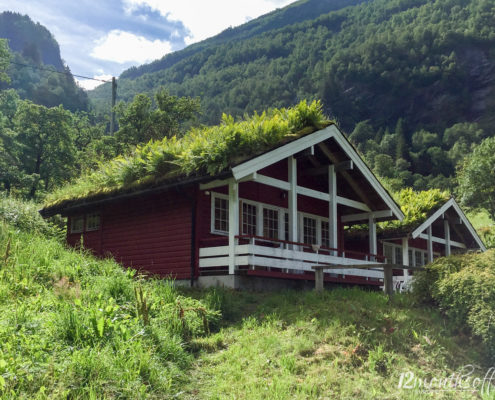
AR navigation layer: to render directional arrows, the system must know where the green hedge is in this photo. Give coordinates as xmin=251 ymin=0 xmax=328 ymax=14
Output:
xmin=413 ymin=250 xmax=495 ymax=358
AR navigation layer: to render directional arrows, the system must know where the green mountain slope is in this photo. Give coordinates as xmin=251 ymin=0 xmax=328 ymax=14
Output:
xmin=88 ymin=0 xmax=495 ymax=135
xmin=0 ymin=12 xmax=89 ymax=112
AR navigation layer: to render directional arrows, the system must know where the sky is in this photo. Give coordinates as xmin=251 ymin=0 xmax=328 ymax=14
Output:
xmin=0 ymin=0 xmax=294 ymax=90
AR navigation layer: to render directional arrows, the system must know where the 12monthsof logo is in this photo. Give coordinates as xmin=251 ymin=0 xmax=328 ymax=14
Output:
xmin=398 ymin=365 xmax=495 ymax=395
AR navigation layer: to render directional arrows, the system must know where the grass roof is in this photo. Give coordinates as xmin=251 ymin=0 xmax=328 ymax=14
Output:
xmin=379 ymin=188 xmax=450 ymax=235
xmin=43 ymin=100 xmax=331 ymax=212
xmin=346 ymin=188 xmax=450 ymax=237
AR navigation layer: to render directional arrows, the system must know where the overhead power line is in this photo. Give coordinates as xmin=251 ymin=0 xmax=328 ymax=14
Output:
xmin=10 ymin=61 xmax=112 ymax=82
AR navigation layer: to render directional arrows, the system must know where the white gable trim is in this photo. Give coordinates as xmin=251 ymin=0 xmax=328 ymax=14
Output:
xmin=231 ymin=125 xmax=335 ymax=180
xmin=232 ymin=124 xmax=403 ymax=220
xmin=332 ymin=127 xmax=403 ymax=220
xmin=411 ymin=198 xmax=486 ymax=251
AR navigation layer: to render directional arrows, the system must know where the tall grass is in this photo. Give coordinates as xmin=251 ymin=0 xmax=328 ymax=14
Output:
xmin=0 ymin=221 xmax=219 ymax=398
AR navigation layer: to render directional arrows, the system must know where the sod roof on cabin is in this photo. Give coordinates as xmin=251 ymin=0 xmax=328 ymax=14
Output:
xmin=41 ymin=100 xmax=332 ymax=216
xmin=348 ymin=188 xmax=450 ymax=238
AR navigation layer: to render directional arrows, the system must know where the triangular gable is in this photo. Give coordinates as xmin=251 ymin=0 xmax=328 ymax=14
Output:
xmin=411 ymin=198 xmax=486 ymax=251
xmin=231 ymin=124 xmax=404 ymax=221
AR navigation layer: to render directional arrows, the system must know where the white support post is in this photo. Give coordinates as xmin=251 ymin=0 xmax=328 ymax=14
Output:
xmin=444 ymin=219 xmax=451 ymax=256
xmin=402 ymin=237 xmax=409 ymax=278
xmin=228 ymin=181 xmax=239 ymax=275
xmin=328 ymin=165 xmax=338 ymax=255
xmin=427 ymin=225 xmax=434 ymax=263
xmin=369 ymin=216 xmax=377 ymax=261
xmin=288 ymin=156 xmax=298 ymax=247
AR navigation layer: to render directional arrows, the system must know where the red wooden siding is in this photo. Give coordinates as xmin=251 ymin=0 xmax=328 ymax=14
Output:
xmin=197 ymin=159 xmax=346 ymax=249
xmin=67 ymin=190 xmax=193 ymax=279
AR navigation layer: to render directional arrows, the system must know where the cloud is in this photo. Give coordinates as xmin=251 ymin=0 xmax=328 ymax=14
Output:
xmin=123 ymin=0 xmax=294 ymax=44
xmin=76 ymin=74 xmax=113 ymax=91
xmin=91 ymin=30 xmax=173 ymax=64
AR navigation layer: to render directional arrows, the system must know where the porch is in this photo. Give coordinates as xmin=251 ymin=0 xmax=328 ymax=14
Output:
xmin=199 ymin=235 xmax=386 ymax=283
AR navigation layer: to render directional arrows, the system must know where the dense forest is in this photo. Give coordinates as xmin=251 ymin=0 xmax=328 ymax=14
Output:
xmin=0 ymin=12 xmax=88 ymax=112
xmin=0 ymin=0 xmax=495 ymax=222
xmin=89 ymin=0 xmax=495 ymax=191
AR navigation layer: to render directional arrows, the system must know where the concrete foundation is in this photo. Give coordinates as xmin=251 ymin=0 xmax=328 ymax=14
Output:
xmin=195 ymin=274 xmax=346 ymax=291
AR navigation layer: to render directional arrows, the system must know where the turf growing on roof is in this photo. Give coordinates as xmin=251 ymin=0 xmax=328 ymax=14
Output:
xmin=44 ymin=100 xmax=330 ymax=210
xmin=378 ymin=188 xmax=450 ymax=233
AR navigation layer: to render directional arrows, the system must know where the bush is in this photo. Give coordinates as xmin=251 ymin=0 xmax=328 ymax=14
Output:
xmin=413 ymin=250 xmax=495 ymax=358
xmin=0 ymin=194 xmax=64 ymax=239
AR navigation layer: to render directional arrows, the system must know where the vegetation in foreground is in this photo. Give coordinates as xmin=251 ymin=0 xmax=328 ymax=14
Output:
xmin=0 ymin=198 xmax=220 ymax=399
xmin=414 ymin=249 xmax=495 ymax=358
xmin=0 ymin=196 xmax=492 ymax=399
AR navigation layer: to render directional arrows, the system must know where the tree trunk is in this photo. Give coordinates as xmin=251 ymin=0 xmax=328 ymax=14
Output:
xmin=29 ymin=152 xmax=42 ymax=198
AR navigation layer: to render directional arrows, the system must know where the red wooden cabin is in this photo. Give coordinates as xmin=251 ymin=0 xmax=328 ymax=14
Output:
xmin=41 ymin=124 xmax=407 ymax=289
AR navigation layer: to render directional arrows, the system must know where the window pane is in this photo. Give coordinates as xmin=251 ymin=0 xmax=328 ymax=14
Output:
xmin=303 ymin=216 xmax=317 ymax=245
xmin=71 ymin=216 xmax=84 ymax=233
xmin=242 ymin=203 xmax=257 ymax=235
xmin=86 ymin=213 xmax=100 ymax=231
xmin=214 ymin=197 xmax=228 ymax=233
xmin=408 ymin=250 xmax=413 ymax=266
xmin=321 ymin=221 xmax=329 ymax=247
xmin=383 ymin=243 xmax=394 ymax=263
xmin=395 ymin=246 xmax=402 ymax=265
xmin=415 ymin=250 xmax=423 ymax=266
xmin=263 ymin=208 xmax=279 ymax=239
xmin=284 ymin=213 xmax=289 ymax=241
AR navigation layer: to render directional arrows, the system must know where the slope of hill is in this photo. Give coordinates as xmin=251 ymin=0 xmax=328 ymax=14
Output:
xmin=88 ymin=0 xmax=495 ymax=135
xmin=0 ymin=12 xmax=88 ymax=112
xmin=0 ymin=196 xmax=490 ymax=399
xmin=119 ymin=0 xmax=369 ymax=81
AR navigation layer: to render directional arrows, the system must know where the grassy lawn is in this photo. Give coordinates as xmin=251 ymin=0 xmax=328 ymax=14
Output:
xmin=468 ymin=210 xmax=494 ymax=230
xmin=183 ymin=289 xmax=489 ymax=400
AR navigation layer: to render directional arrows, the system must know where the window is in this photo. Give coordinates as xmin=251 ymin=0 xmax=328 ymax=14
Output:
xmin=263 ymin=208 xmax=279 ymax=239
xmin=242 ymin=202 xmax=257 ymax=235
xmin=213 ymin=195 xmax=229 ymax=234
xmin=384 ymin=242 xmax=438 ymax=266
xmin=321 ymin=220 xmax=330 ymax=247
xmin=415 ymin=250 xmax=423 ymax=267
xmin=303 ymin=216 xmax=317 ymax=244
xmin=394 ymin=246 xmax=403 ymax=265
xmin=383 ymin=243 xmax=394 ymax=263
xmin=284 ymin=213 xmax=289 ymax=241
xmin=86 ymin=213 xmax=100 ymax=231
xmin=70 ymin=216 xmax=84 ymax=233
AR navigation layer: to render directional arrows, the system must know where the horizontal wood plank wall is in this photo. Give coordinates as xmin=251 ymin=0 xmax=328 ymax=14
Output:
xmin=67 ymin=190 xmax=193 ymax=279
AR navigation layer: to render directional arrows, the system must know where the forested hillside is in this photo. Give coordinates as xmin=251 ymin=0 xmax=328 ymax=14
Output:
xmin=0 ymin=12 xmax=88 ymax=112
xmin=89 ymin=0 xmax=495 ymax=190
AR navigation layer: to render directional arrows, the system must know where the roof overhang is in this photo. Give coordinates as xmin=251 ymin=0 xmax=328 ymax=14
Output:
xmin=231 ymin=124 xmax=404 ymax=221
xmin=411 ymin=198 xmax=486 ymax=251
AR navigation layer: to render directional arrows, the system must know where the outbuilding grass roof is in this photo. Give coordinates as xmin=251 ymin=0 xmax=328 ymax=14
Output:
xmin=379 ymin=188 xmax=450 ymax=236
xmin=42 ymin=100 xmax=331 ymax=214
xmin=346 ymin=188 xmax=450 ymax=238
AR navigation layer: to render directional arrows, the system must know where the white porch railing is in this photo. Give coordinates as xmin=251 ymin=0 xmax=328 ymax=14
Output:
xmin=199 ymin=235 xmax=385 ymax=280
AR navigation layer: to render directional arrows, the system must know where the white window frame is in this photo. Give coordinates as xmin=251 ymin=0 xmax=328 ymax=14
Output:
xmin=85 ymin=213 xmax=100 ymax=232
xmin=383 ymin=242 xmax=439 ymax=266
xmin=262 ymin=204 xmax=281 ymax=240
xmin=211 ymin=192 xmax=229 ymax=235
xmin=209 ymin=193 xmax=334 ymax=246
xmin=241 ymin=200 xmax=258 ymax=236
xmin=70 ymin=215 xmax=84 ymax=234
